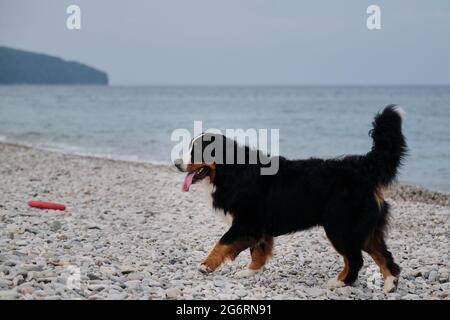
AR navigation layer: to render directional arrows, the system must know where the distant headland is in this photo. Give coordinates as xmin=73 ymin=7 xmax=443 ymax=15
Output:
xmin=0 ymin=46 xmax=108 ymax=85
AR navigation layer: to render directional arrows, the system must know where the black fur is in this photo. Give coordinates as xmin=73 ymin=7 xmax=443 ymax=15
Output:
xmin=366 ymin=104 xmax=407 ymax=185
xmin=184 ymin=105 xmax=406 ymax=285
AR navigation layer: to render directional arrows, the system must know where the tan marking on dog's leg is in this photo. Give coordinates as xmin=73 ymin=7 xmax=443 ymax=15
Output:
xmin=327 ymin=255 xmax=348 ymax=289
xmin=365 ymin=237 xmax=399 ymax=293
xmin=200 ymin=242 xmax=230 ymax=273
xmin=337 ymin=256 xmax=349 ymax=281
xmin=249 ymin=237 xmax=273 ymax=270
xmin=201 ymin=238 xmax=255 ymax=273
xmin=369 ymin=251 xmax=391 ymax=279
xmin=325 ymin=235 xmax=349 ymax=289
xmin=369 ymin=251 xmax=398 ymax=293
xmin=236 ymin=237 xmax=274 ymax=278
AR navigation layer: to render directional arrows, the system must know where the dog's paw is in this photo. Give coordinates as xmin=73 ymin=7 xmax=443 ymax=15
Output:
xmin=383 ymin=276 xmax=398 ymax=294
xmin=326 ymin=277 xmax=346 ymax=289
xmin=235 ymin=269 xmax=259 ymax=278
xmin=198 ymin=264 xmax=214 ymax=274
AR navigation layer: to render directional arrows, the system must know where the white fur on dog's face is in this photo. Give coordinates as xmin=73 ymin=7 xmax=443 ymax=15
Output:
xmin=179 ymin=133 xmax=206 ymax=171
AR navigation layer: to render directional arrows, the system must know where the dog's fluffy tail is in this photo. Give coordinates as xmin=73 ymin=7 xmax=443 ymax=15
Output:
xmin=366 ymin=105 xmax=407 ymax=186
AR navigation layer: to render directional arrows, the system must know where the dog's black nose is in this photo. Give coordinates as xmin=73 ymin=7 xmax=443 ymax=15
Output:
xmin=174 ymin=158 xmax=183 ymax=170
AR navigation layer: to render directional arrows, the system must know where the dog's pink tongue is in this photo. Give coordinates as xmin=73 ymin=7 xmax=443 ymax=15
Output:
xmin=183 ymin=172 xmax=196 ymax=192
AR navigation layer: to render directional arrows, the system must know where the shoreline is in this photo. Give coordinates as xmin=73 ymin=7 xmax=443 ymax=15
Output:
xmin=0 ymin=142 xmax=449 ymax=300
xmin=1 ymin=141 xmax=449 ymax=206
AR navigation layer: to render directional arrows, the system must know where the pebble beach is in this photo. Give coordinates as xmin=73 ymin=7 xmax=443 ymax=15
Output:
xmin=0 ymin=143 xmax=449 ymax=300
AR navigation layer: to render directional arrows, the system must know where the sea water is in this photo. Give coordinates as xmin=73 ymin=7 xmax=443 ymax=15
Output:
xmin=0 ymin=85 xmax=449 ymax=192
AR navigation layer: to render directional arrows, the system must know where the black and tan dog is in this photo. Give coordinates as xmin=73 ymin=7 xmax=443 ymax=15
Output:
xmin=174 ymin=105 xmax=406 ymax=293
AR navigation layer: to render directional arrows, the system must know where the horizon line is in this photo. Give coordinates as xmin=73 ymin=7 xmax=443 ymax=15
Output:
xmin=107 ymin=83 xmax=450 ymax=87
xmin=2 ymin=83 xmax=450 ymax=87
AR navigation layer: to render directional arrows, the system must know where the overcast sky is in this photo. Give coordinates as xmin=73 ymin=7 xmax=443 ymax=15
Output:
xmin=1 ymin=0 xmax=449 ymax=85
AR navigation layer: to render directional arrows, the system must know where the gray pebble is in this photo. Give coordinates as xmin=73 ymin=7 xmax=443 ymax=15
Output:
xmin=165 ymin=288 xmax=181 ymax=298
xmin=304 ymin=287 xmax=326 ymax=298
xmin=235 ymin=289 xmax=247 ymax=297
xmin=18 ymin=284 xmax=35 ymax=295
xmin=428 ymin=270 xmax=438 ymax=282
xmin=51 ymin=221 xmax=62 ymax=231
xmin=124 ymin=280 xmax=141 ymax=290
xmin=0 ymin=290 xmax=20 ymax=300
xmin=0 ymin=279 xmax=12 ymax=289
xmin=88 ymin=284 xmax=106 ymax=292
xmin=22 ymin=264 xmax=44 ymax=272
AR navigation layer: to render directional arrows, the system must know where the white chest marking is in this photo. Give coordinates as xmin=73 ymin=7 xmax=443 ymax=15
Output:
xmin=199 ymin=180 xmax=233 ymax=225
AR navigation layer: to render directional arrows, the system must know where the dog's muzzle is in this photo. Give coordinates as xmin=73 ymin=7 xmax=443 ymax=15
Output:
xmin=174 ymin=158 xmax=184 ymax=172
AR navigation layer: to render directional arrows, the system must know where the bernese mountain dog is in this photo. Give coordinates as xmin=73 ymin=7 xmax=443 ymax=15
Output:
xmin=174 ymin=105 xmax=406 ymax=293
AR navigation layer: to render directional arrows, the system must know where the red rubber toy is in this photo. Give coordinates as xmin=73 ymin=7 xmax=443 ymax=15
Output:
xmin=28 ymin=200 xmax=66 ymax=211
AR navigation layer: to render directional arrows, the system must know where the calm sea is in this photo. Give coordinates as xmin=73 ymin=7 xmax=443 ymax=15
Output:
xmin=0 ymin=86 xmax=449 ymax=192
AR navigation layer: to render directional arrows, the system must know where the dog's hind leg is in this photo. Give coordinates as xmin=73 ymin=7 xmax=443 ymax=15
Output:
xmin=325 ymin=229 xmax=364 ymax=288
xmin=342 ymin=251 xmax=364 ymax=285
xmin=326 ymin=250 xmax=363 ymax=288
xmin=235 ymin=237 xmax=273 ymax=278
xmin=364 ymin=232 xmax=401 ymax=293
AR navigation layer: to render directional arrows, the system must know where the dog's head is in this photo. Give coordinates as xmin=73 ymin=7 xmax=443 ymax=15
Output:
xmin=174 ymin=133 xmax=276 ymax=192
xmin=174 ymin=133 xmax=225 ymax=192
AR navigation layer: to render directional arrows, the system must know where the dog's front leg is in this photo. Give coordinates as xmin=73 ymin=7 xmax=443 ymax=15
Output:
xmin=199 ymin=224 xmax=256 ymax=273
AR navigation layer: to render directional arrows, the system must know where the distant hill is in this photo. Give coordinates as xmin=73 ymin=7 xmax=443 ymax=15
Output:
xmin=0 ymin=46 xmax=108 ymax=85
